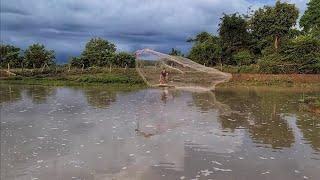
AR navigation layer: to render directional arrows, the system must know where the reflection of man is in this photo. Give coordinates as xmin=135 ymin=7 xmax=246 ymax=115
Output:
xmin=160 ymin=88 xmax=169 ymax=103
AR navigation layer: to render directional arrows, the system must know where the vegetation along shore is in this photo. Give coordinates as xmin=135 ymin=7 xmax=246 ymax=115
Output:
xmin=1 ymin=1 xmax=319 ymax=87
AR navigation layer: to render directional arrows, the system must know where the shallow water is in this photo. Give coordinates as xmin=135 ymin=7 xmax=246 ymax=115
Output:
xmin=1 ymin=84 xmax=319 ymax=180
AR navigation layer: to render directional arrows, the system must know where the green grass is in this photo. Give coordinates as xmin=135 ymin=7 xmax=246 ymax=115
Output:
xmin=0 ymin=68 xmax=146 ymax=87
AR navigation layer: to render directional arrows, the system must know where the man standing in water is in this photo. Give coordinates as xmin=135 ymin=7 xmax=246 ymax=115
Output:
xmin=159 ymin=68 xmax=168 ymax=84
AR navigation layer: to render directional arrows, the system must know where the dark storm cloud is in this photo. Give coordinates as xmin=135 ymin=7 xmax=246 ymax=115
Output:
xmin=0 ymin=0 xmax=306 ymax=62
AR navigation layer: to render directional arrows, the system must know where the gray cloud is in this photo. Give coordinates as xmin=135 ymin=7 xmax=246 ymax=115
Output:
xmin=0 ymin=0 xmax=307 ymax=63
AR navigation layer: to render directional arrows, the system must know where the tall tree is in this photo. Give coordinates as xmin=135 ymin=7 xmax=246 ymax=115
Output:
xmin=81 ymin=37 xmax=116 ymax=67
xmin=219 ymin=13 xmax=250 ymax=64
xmin=249 ymin=1 xmax=299 ymax=49
xmin=219 ymin=13 xmax=249 ymax=52
xmin=0 ymin=44 xmax=22 ymax=68
xmin=24 ymin=43 xmax=55 ymax=68
xmin=188 ymin=32 xmax=222 ymax=66
xmin=300 ymin=0 xmax=320 ymax=37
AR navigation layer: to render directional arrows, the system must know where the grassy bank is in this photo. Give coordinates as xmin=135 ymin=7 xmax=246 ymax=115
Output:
xmin=218 ymin=73 xmax=320 ymax=88
xmin=1 ymin=68 xmax=319 ymax=89
xmin=0 ymin=68 xmax=146 ymax=87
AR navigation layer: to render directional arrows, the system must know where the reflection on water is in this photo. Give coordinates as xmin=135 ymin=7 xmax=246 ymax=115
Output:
xmin=0 ymin=84 xmax=319 ymax=180
xmin=84 ymin=87 xmax=117 ymax=109
xmin=0 ymin=85 xmax=23 ymax=103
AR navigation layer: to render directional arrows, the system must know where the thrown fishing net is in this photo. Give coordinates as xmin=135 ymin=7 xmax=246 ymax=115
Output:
xmin=135 ymin=49 xmax=231 ymax=91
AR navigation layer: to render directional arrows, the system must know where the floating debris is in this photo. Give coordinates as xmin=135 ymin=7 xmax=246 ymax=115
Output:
xmin=259 ymin=156 xmax=268 ymax=160
xmin=201 ymin=169 xmax=213 ymax=176
xmin=213 ymin=167 xmax=232 ymax=172
xmin=211 ymin=160 xmax=222 ymax=166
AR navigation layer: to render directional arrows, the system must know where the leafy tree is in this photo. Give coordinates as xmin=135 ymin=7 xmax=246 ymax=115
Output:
xmin=81 ymin=37 xmax=116 ymax=67
xmin=187 ymin=32 xmax=214 ymax=43
xmin=258 ymin=35 xmax=320 ymax=74
xmin=24 ymin=43 xmax=55 ymax=68
xmin=249 ymin=1 xmax=299 ymax=49
xmin=282 ymin=35 xmax=320 ymax=73
xmin=300 ymin=0 xmax=320 ymax=38
xmin=169 ymin=48 xmax=183 ymax=56
xmin=113 ymin=52 xmax=136 ymax=68
xmin=188 ymin=32 xmax=222 ymax=66
xmin=0 ymin=44 xmax=22 ymax=68
xmin=219 ymin=13 xmax=250 ymax=54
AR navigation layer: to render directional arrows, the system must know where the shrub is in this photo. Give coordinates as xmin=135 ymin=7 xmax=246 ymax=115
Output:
xmin=282 ymin=35 xmax=320 ymax=73
xmin=113 ymin=52 xmax=136 ymax=68
xmin=233 ymin=50 xmax=254 ymax=66
xmin=258 ymin=35 xmax=320 ymax=74
xmin=258 ymin=53 xmax=294 ymax=74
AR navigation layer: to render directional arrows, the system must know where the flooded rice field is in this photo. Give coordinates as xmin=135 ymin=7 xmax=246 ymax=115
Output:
xmin=1 ymin=84 xmax=319 ymax=180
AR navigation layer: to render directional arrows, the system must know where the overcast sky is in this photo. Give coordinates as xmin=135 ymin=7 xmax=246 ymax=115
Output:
xmin=0 ymin=0 xmax=307 ymax=63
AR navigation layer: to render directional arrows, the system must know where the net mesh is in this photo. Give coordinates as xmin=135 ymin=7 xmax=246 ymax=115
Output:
xmin=135 ymin=49 xmax=231 ymax=91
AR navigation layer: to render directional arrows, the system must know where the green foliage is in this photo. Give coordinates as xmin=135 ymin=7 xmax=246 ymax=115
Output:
xmin=249 ymin=1 xmax=299 ymax=49
xmin=258 ymin=53 xmax=290 ymax=74
xmin=24 ymin=43 xmax=55 ymax=68
xmin=220 ymin=65 xmax=259 ymax=74
xmin=113 ymin=52 xmax=136 ymax=68
xmin=300 ymin=0 xmax=320 ymax=37
xmin=169 ymin=48 xmax=183 ymax=56
xmin=218 ymin=13 xmax=251 ymax=64
xmin=81 ymin=37 xmax=116 ymax=67
xmin=219 ymin=13 xmax=250 ymax=55
xmin=258 ymin=35 xmax=320 ymax=74
xmin=233 ymin=50 xmax=254 ymax=66
xmin=187 ymin=32 xmax=214 ymax=43
xmin=282 ymin=35 xmax=320 ymax=73
xmin=69 ymin=56 xmax=88 ymax=68
xmin=0 ymin=44 xmax=22 ymax=68
xmin=69 ymin=38 xmax=136 ymax=69
xmin=188 ymin=32 xmax=222 ymax=66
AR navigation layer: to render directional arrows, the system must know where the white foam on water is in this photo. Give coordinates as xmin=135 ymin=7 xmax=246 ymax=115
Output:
xmin=213 ymin=167 xmax=232 ymax=172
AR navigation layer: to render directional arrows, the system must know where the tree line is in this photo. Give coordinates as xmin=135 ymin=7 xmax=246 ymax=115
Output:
xmin=0 ymin=38 xmax=136 ymax=69
xmin=0 ymin=43 xmax=55 ymax=69
xmin=186 ymin=0 xmax=319 ymax=74
xmin=1 ymin=0 xmax=319 ymax=74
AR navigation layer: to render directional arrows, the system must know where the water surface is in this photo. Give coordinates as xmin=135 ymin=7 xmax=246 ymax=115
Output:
xmin=1 ymin=84 xmax=319 ymax=180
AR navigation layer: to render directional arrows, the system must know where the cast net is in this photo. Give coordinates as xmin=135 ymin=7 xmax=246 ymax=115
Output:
xmin=135 ymin=49 xmax=231 ymax=91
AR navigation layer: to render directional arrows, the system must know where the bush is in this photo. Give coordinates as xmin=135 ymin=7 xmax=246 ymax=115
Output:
xmin=258 ymin=53 xmax=295 ymax=74
xmin=219 ymin=65 xmax=259 ymax=73
xmin=113 ymin=52 xmax=136 ymax=68
xmin=233 ymin=50 xmax=255 ymax=66
xmin=282 ymin=35 xmax=320 ymax=73
xmin=258 ymin=35 xmax=320 ymax=74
